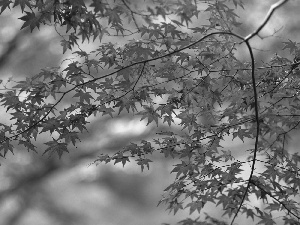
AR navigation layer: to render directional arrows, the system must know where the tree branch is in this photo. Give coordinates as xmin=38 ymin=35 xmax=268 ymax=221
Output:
xmin=230 ymin=38 xmax=259 ymax=225
xmin=245 ymin=0 xmax=289 ymax=41
xmin=0 ymin=29 xmax=30 ymax=70
xmin=250 ymin=179 xmax=300 ymax=220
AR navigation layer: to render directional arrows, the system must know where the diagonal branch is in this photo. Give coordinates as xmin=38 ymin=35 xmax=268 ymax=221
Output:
xmin=250 ymin=179 xmax=300 ymax=220
xmin=120 ymin=0 xmax=140 ymax=31
xmin=245 ymin=0 xmax=289 ymax=41
xmin=0 ymin=31 xmax=242 ymax=145
xmin=0 ymin=29 xmax=30 ymax=70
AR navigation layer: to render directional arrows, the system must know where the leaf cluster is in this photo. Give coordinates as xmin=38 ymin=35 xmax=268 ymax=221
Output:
xmin=0 ymin=0 xmax=300 ymax=224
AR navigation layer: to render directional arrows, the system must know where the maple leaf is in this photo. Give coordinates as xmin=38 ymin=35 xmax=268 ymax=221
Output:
xmin=43 ymin=140 xmax=69 ymax=159
xmin=171 ymin=202 xmax=183 ymax=215
xmin=73 ymin=91 xmax=94 ymax=104
xmin=61 ymin=39 xmax=71 ymax=54
xmin=185 ymin=201 xmax=204 ymax=215
xmin=63 ymin=62 xmax=81 ymax=76
xmin=0 ymin=138 xmax=14 ymax=157
xmin=40 ymin=118 xmax=60 ymax=134
xmin=244 ymin=208 xmax=255 ymax=221
xmin=0 ymin=0 xmax=12 ymax=14
xmin=98 ymin=105 xmax=114 ymax=117
xmin=136 ymin=158 xmax=152 ymax=171
xmin=113 ymin=152 xmax=130 ymax=167
xmin=114 ymin=97 xmax=137 ymax=114
xmin=19 ymin=139 xmax=37 ymax=152
xmin=257 ymin=213 xmax=276 ymax=225
xmin=61 ymin=131 xmax=80 ymax=146
xmin=19 ymin=11 xmax=40 ymax=31
xmin=138 ymin=105 xmax=160 ymax=126
xmin=13 ymin=0 xmax=31 ymax=12
xmin=282 ymin=39 xmax=298 ymax=54
xmin=90 ymin=0 xmax=107 ymax=14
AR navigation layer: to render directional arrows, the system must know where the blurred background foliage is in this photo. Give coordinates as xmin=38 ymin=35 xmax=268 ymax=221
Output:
xmin=0 ymin=0 xmax=299 ymax=224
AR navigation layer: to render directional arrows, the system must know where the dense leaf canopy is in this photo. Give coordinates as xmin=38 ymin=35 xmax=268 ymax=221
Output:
xmin=0 ymin=0 xmax=300 ymax=224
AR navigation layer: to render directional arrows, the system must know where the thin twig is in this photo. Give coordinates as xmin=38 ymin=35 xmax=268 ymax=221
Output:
xmin=120 ymin=0 xmax=140 ymax=31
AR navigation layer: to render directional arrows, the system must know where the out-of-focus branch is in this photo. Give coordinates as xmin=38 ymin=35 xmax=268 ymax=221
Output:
xmin=245 ymin=0 xmax=289 ymax=41
xmin=5 ymin=191 xmax=31 ymax=225
xmin=0 ymin=1 xmax=55 ymax=71
xmin=0 ymin=29 xmax=30 ymax=70
xmin=0 ymin=150 xmax=97 ymax=224
xmin=0 ymin=148 xmax=100 ymax=204
xmin=0 ymin=159 xmax=58 ymax=203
